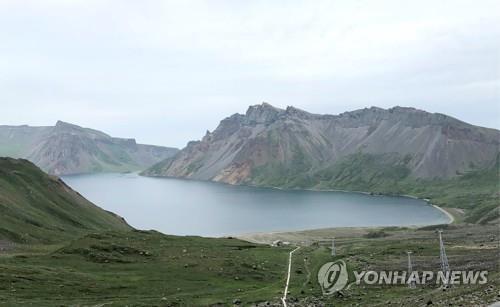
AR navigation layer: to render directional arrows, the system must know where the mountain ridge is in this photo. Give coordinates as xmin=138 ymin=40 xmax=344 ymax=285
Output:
xmin=0 ymin=121 xmax=179 ymax=175
xmin=143 ymin=103 xmax=499 ymax=181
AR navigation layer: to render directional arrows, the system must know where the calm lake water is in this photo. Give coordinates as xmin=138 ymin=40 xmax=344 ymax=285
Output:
xmin=62 ymin=173 xmax=450 ymax=237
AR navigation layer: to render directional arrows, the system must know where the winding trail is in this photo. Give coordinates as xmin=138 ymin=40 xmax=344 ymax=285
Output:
xmin=281 ymin=246 xmax=300 ymax=307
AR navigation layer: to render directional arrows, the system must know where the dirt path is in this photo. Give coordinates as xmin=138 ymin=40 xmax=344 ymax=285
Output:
xmin=281 ymin=246 xmax=300 ymax=307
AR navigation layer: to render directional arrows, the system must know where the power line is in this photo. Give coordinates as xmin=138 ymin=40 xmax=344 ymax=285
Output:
xmin=407 ymin=251 xmax=416 ymax=289
xmin=331 ymin=237 xmax=336 ymax=256
xmin=438 ymin=230 xmax=450 ymax=286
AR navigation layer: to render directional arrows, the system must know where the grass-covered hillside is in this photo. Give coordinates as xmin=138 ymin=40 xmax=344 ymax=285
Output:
xmin=0 ymin=158 xmax=131 ymax=243
xmin=1 ymin=222 xmax=497 ymax=305
xmin=0 ymin=230 xmax=290 ymax=306
xmin=250 ymin=152 xmax=499 ymax=224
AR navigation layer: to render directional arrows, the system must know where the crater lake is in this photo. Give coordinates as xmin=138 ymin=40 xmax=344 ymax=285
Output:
xmin=62 ymin=172 xmax=450 ymax=237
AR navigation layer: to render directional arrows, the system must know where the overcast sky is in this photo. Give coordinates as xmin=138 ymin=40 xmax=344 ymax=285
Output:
xmin=0 ymin=0 xmax=498 ymax=148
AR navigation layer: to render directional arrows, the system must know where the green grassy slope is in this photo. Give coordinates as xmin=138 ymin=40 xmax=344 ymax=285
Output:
xmin=248 ymin=152 xmax=499 ymax=223
xmin=1 ymin=225 xmax=497 ymax=306
xmin=0 ymin=158 xmax=131 ymax=243
xmin=0 ymin=230 xmax=290 ymax=306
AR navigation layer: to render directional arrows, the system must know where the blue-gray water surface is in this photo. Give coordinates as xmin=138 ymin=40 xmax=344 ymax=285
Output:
xmin=62 ymin=173 xmax=450 ymax=237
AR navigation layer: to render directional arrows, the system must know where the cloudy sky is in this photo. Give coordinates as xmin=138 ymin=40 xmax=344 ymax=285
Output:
xmin=0 ymin=0 xmax=498 ymax=148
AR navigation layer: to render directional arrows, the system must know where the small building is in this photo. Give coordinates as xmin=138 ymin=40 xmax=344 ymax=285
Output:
xmin=271 ymin=240 xmax=283 ymax=247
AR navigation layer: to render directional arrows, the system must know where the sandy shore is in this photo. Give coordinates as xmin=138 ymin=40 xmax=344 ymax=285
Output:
xmin=431 ymin=204 xmax=455 ymax=224
xmin=238 ymin=205 xmax=459 ymax=245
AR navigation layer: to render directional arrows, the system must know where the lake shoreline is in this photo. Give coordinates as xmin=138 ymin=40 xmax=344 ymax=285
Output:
xmin=233 ymin=197 xmax=455 ymax=240
xmin=143 ymin=172 xmax=456 ymax=227
xmin=144 ymin=173 xmax=455 ymax=226
xmin=65 ymin=172 xmax=454 ymax=238
xmin=269 ymin=186 xmax=455 ymax=224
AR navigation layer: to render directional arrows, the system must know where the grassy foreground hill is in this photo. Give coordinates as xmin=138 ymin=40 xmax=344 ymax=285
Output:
xmin=0 ymin=231 xmax=290 ymax=306
xmin=0 ymin=158 xmax=131 ymax=243
xmin=1 ymin=224 xmax=498 ymax=306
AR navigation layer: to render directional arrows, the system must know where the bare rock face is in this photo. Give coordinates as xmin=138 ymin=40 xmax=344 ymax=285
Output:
xmin=0 ymin=121 xmax=178 ymax=175
xmin=143 ymin=103 xmax=499 ymax=187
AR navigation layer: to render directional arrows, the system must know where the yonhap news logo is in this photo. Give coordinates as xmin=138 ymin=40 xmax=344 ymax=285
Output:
xmin=317 ymin=260 xmax=349 ymax=294
xmin=317 ymin=259 xmax=488 ymax=295
xmin=352 ymin=270 xmax=488 ymax=286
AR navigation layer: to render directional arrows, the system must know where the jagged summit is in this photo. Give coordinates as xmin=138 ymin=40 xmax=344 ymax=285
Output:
xmin=229 ymin=103 xmax=469 ymax=130
xmin=245 ymin=102 xmax=283 ymax=124
xmin=54 ymin=120 xmax=81 ymax=132
xmin=55 ymin=120 xmax=80 ymax=127
xmin=241 ymin=103 xmax=460 ymax=121
xmin=53 ymin=120 xmax=111 ymax=139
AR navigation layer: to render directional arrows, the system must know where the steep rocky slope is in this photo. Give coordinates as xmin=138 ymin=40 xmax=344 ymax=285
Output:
xmin=144 ymin=103 xmax=499 ymax=185
xmin=0 ymin=121 xmax=178 ymax=175
xmin=0 ymin=158 xmax=131 ymax=243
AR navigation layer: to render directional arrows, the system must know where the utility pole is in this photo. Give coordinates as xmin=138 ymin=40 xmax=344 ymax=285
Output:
xmin=331 ymin=238 xmax=336 ymax=256
xmin=438 ymin=230 xmax=450 ymax=286
xmin=407 ymin=251 xmax=416 ymax=289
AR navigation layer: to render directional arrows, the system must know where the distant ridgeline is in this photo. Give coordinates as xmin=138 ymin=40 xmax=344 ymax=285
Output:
xmin=143 ymin=103 xmax=500 ymax=224
xmin=0 ymin=157 xmax=131 ymax=243
xmin=0 ymin=121 xmax=178 ymax=175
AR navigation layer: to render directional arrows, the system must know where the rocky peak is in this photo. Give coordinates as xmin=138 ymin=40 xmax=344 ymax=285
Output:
xmin=285 ymin=106 xmax=315 ymax=119
xmin=388 ymin=106 xmax=420 ymax=113
xmin=335 ymin=106 xmax=461 ymax=129
xmin=112 ymin=137 xmax=137 ymax=146
xmin=245 ymin=102 xmax=283 ymax=124
xmin=55 ymin=120 xmax=81 ymax=130
xmin=53 ymin=120 xmax=89 ymax=136
xmin=385 ymin=106 xmax=466 ymax=128
xmin=53 ymin=121 xmax=110 ymax=139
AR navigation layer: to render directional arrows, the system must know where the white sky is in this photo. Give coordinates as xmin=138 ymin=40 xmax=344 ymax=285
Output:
xmin=0 ymin=0 xmax=499 ymax=148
